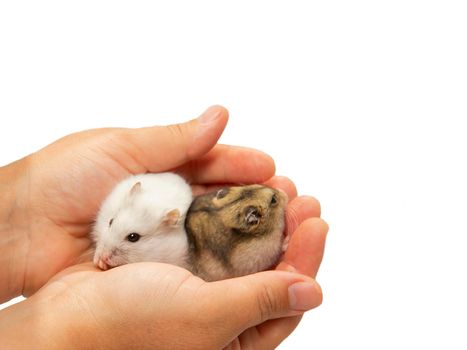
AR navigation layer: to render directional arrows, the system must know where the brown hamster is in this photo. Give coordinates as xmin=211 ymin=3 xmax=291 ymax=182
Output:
xmin=184 ymin=185 xmax=287 ymax=281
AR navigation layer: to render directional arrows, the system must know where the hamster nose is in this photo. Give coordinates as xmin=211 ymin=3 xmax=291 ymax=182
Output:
xmin=102 ymin=252 xmax=113 ymax=263
xmin=96 ymin=252 xmax=113 ymax=271
xmin=97 ymin=257 xmax=110 ymax=271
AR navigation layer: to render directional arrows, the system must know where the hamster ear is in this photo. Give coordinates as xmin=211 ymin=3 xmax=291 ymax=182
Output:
xmin=163 ymin=209 xmax=181 ymax=226
xmin=129 ymin=182 xmax=142 ymax=196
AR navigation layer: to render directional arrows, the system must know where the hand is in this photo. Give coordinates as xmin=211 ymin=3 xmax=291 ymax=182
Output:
xmin=0 ymin=105 xmax=328 ymax=348
xmin=1 ymin=106 xmax=278 ymax=299
xmin=0 ymin=216 xmax=327 ymax=350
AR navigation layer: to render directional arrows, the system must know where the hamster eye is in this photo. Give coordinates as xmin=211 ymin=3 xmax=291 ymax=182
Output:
xmin=245 ymin=207 xmax=261 ymax=226
xmin=126 ymin=233 xmax=141 ymax=243
xmin=216 ymin=188 xmax=228 ymax=199
xmin=109 ymin=218 xmax=114 ymax=227
xmin=270 ymin=194 xmax=278 ymax=206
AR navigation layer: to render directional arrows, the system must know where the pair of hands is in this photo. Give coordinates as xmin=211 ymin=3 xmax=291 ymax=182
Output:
xmin=0 ymin=106 xmax=328 ymax=349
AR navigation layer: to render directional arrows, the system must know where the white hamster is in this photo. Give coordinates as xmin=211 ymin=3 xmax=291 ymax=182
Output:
xmin=92 ymin=172 xmax=192 ymax=270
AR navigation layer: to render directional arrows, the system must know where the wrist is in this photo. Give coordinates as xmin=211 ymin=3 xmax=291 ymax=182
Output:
xmin=0 ymin=158 xmax=31 ymax=302
xmin=0 ymin=292 xmax=95 ymax=350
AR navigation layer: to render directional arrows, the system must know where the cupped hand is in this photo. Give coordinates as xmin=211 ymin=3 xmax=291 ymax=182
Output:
xmin=5 ymin=209 xmax=327 ymax=350
xmin=1 ymin=105 xmax=329 ymax=349
xmin=12 ymin=106 xmax=278 ymax=296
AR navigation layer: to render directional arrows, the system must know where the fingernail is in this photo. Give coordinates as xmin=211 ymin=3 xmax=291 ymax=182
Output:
xmin=198 ymin=106 xmax=222 ymax=126
xmin=288 ymin=281 xmax=322 ymax=311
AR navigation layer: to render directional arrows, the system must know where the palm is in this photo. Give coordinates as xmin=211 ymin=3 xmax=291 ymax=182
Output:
xmin=22 ymin=130 xmax=141 ymax=294
xmin=29 ymin=130 xmax=143 ymax=237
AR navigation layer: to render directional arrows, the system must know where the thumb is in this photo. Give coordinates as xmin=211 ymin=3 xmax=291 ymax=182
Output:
xmin=203 ymin=271 xmax=322 ymax=332
xmin=125 ymin=105 xmax=228 ymax=172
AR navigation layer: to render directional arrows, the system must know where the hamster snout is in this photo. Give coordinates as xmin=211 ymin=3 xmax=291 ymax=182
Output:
xmin=93 ymin=247 xmax=125 ymax=270
xmin=91 ymin=173 xmax=193 ymax=272
xmin=94 ymin=251 xmax=112 ymax=271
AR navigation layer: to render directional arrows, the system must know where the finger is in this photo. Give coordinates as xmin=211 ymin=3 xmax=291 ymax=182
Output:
xmin=259 ymin=316 xmax=302 ymax=348
xmin=190 ymin=184 xmax=224 ymax=196
xmin=189 ymin=175 xmax=294 ymax=197
xmin=263 ymin=176 xmax=298 ymax=201
xmin=45 ymin=262 xmax=98 ymax=285
xmin=277 ymin=218 xmax=329 ymax=278
xmin=285 ymin=196 xmax=321 ymax=236
xmin=123 ymin=105 xmax=229 ymax=172
xmin=202 ymin=271 xmax=322 ymax=335
xmin=247 ymin=216 xmax=328 ymax=348
xmin=175 ymin=144 xmax=275 ymax=185
xmin=244 ymin=315 xmax=303 ymax=350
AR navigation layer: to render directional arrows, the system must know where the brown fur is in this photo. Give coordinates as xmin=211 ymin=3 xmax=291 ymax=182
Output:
xmin=185 ymin=185 xmax=287 ymax=281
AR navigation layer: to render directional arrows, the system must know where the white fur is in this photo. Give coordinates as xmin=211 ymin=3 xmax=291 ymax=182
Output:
xmin=92 ymin=173 xmax=192 ymax=269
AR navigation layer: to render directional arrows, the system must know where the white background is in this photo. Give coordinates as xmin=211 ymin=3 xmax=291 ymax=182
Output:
xmin=1 ymin=1 xmax=466 ymax=349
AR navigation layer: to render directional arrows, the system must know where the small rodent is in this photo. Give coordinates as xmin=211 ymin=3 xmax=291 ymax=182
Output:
xmin=92 ymin=174 xmax=287 ymax=281
xmin=184 ymin=185 xmax=287 ymax=281
xmin=92 ymin=173 xmax=192 ymax=270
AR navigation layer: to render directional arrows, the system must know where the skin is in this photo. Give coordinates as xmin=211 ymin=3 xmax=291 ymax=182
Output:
xmin=0 ymin=106 xmax=328 ymax=349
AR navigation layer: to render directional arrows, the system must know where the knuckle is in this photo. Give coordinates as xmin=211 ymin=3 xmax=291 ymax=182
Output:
xmin=166 ymin=123 xmax=190 ymax=159
xmin=167 ymin=123 xmax=186 ymax=139
xmin=256 ymin=284 xmax=281 ymax=323
xmin=286 ymin=206 xmax=300 ymax=234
